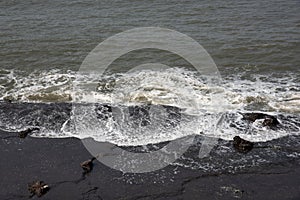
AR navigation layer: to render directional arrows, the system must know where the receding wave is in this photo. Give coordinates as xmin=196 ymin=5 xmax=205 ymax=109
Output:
xmin=0 ymin=68 xmax=299 ymax=145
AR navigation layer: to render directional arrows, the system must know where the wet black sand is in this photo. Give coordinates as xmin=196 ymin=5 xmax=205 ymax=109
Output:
xmin=0 ymin=102 xmax=300 ymax=199
xmin=1 ymin=131 xmax=299 ymax=200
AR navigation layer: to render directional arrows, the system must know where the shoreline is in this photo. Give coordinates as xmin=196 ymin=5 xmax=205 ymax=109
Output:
xmin=1 ymin=134 xmax=299 ymax=200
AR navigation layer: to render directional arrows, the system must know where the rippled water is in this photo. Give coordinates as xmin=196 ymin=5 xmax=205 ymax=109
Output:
xmin=1 ymin=0 xmax=299 ymax=73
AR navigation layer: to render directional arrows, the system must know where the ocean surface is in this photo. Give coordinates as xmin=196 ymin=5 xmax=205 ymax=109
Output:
xmin=1 ymin=0 xmax=299 ymax=147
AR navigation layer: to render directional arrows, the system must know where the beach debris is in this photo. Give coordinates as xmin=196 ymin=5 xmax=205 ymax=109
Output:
xmin=18 ymin=127 xmax=39 ymax=138
xmin=28 ymin=181 xmax=49 ymax=197
xmin=81 ymin=157 xmax=96 ymax=174
xmin=233 ymin=136 xmax=254 ymax=153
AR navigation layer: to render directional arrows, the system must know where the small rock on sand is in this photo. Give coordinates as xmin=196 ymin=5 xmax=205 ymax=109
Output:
xmin=28 ymin=181 xmax=49 ymax=197
xmin=233 ymin=136 xmax=254 ymax=153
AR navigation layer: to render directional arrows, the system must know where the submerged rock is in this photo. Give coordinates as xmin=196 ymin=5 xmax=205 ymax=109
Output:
xmin=240 ymin=112 xmax=279 ymax=128
xmin=233 ymin=136 xmax=254 ymax=153
xmin=241 ymin=112 xmax=265 ymax=122
xmin=81 ymin=157 xmax=96 ymax=173
xmin=262 ymin=117 xmax=280 ymax=127
xmin=241 ymin=112 xmax=277 ymax=122
xmin=28 ymin=181 xmax=49 ymax=197
xmin=18 ymin=127 xmax=39 ymax=138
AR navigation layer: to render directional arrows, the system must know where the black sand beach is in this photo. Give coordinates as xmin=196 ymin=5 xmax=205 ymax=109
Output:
xmin=1 ymin=130 xmax=300 ymax=199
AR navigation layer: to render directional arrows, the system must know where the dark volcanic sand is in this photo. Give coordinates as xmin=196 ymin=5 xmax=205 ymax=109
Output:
xmin=0 ymin=131 xmax=299 ymax=200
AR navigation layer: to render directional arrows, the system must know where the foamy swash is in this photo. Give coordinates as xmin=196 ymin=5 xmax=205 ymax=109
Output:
xmin=0 ymin=68 xmax=299 ymax=145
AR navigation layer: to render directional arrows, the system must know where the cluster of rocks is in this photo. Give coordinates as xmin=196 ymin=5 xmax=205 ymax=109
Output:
xmin=233 ymin=112 xmax=280 ymax=153
xmin=27 ymin=157 xmax=96 ymax=197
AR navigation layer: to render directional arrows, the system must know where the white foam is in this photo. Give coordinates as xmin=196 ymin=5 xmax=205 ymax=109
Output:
xmin=2 ymin=68 xmax=299 ymax=114
xmin=1 ymin=69 xmax=75 ymax=102
xmin=1 ymin=68 xmax=299 ymax=145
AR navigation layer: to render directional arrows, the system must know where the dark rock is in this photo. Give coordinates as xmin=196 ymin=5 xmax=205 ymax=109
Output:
xmin=240 ymin=112 xmax=279 ymax=127
xmin=233 ymin=136 xmax=254 ymax=153
xmin=18 ymin=127 xmax=39 ymax=138
xmin=80 ymin=157 xmax=96 ymax=173
xmin=28 ymin=181 xmax=49 ymax=197
xmin=262 ymin=117 xmax=280 ymax=127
